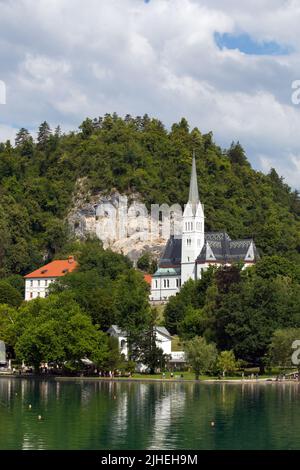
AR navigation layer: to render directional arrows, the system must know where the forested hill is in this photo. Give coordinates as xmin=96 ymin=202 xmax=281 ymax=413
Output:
xmin=0 ymin=113 xmax=299 ymax=277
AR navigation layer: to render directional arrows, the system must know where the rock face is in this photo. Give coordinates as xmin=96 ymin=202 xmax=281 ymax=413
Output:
xmin=68 ymin=184 xmax=171 ymax=264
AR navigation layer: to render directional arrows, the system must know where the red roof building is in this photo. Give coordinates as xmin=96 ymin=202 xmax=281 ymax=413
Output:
xmin=24 ymin=256 xmax=77 ymax=300
xmin=143 ymin=273 xmax=152 ymax=285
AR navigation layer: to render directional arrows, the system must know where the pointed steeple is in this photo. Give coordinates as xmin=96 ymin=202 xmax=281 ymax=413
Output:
xmin=188 ymin=150 xmax=199 ymax=215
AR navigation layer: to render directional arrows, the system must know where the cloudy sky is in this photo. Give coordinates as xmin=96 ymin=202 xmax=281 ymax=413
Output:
xmin=0 ymin=0 xmax=300 ymax=189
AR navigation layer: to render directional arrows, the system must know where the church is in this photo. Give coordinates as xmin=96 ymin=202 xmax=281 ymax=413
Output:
xmin=150 ymin=154 xmax=260 ymax=302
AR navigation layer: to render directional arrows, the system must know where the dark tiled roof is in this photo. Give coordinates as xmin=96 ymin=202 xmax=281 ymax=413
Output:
xmin=159 ymin=235 xmax=182 ymax=267
xmin=157 ymin=231 xmax=260 ymax=268
xmin=197 ymin=232 xmax=260 ymax=264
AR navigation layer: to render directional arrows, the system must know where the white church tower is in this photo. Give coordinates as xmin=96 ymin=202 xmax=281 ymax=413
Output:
xmin=181 ymin=153 xmax=205 ymax=285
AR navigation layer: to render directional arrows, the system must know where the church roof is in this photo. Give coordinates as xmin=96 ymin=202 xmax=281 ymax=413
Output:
xmin=158 ymin=235 xmax=182 ymax=268
xmin=188 ymin=152 xmax=200 ymax=215
xmin=197 ymin=232 xmax=260 ymax=264
xmin=155 ymin=231 xmax=259 ymax=271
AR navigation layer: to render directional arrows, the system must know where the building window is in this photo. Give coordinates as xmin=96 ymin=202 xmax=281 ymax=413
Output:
xmin=163 ymin=279 xmax=166 ymax=288
xmin=45 ymin=280 xmax=48 ymax=287
xmin=30 ymin=280 xmax=33 ymax=287
xmin=38 ymin=280 xmax=40 ymax=287
xmin=30 ymin=292 xmax=33 ymax=299
xmin=187 ymin=238 xmax=191 ymax=246
xmin=176 ymin=278 xmax=179 ymax=287
xmin=191 ymin=222 xmax=193 ymax=230
xmin=167 ymin=279 xmax=169 ymax=288
xmin=37 ymin=292 xmax=40 ymax=297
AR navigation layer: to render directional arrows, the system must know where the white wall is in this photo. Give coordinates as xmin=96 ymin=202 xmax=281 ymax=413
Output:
xmin=25 ymin=278 xmax=56 ymax=301
xmin=150 ymin=276 xmax=180 ymax=301
xmin=156 ymin=332 xmax=172 ymax=355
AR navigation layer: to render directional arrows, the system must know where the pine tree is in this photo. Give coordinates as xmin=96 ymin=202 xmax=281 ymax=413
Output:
xmin=15 ymin=128 xmax=32 ymax=147
xmin=37 ymin=121 xmax=51 ymax=149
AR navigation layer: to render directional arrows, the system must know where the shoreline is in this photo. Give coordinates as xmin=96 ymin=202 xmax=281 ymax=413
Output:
xmin=1 ymin=373 xmax=299 ymax=384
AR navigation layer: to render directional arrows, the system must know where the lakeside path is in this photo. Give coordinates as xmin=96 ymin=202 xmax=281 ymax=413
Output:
xmin=53 ymin=376 xmax=291 ymax=384
xmin=1 ymin=374 xmax=299 ymax=384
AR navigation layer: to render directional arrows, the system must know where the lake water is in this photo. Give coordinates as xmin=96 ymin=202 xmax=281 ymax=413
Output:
xmin=0 ymin=378 xmax=300 ymax=450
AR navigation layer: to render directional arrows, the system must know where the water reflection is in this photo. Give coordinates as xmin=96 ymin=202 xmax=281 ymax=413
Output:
xmin=1 ymin=378 xmax=300 ymax=450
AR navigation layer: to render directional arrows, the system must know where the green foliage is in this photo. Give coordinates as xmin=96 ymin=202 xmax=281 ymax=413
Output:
xmin=12 ymin=293 xmax=109 ymax=371
xmin=132 ymin=310 xmax=168 ymax=374
xmin=217 ymin=350 xmax=238 ymax=376
xmin=0 ymin=281 xmax=23 ymax=307
xmin=185 ymin=336 xmax=218 ymax=380
xmin=166 ymin=259 xmax=300 ymax=369
xmin=137 ymin=252 xmax=157 ymax=274
xmin=268 ymin=328 xmax=300 ymax=371
xmin=0 ymin=114 xmax=299 ymax=278
xmin=114 ymin=269 xmax=151 ymax=358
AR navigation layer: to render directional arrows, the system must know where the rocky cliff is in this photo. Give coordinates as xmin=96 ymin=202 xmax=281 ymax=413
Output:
xmin=68 ymin=181 xmax=171 ymax=263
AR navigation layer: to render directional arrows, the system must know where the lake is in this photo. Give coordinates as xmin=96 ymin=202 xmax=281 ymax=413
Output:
xmin=0 ymin=377 xmax=300 ymax=450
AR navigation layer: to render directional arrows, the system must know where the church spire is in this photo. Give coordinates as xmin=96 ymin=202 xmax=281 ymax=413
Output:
xmin=188 ymin=150 xmax=199 ymax=215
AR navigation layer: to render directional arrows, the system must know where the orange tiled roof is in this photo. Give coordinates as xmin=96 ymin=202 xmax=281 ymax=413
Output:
xmin=143 ymin=274 xmax=152 ymax=285
xmin=24 ymin=257 xmax=78 ymax=279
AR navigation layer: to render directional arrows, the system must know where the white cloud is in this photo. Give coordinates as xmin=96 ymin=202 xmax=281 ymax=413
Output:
xmin=0 ymin=0 xmax=299 ymax=188
xmin=0 ymin=124 xmax=18 ymax=144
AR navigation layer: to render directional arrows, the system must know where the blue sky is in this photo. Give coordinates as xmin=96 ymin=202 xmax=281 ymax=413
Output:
xmin=214 ymin=32 xmax=292 ymax=56
xmin=0 ymin=0 xmax=299 ymax=189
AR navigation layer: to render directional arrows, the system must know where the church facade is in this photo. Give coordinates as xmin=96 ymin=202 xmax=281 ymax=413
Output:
xmin=150 ymin=155 xmax=260 ymax=302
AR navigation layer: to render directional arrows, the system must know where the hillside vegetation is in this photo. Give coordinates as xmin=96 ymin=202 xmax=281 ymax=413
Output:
xmin=0 ymin=113 xmax=299 ymax=277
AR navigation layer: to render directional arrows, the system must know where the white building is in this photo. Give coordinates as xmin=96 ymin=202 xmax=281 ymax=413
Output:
xmin=108 ymin=325 xmax=185 ymax=369
xmin=24 ymin=256 xmax=77 ymax=300
xmin=108 ymin=325 xmax=172 ymax=358
xmin=150 ymin=154 xmax=260 ymax=302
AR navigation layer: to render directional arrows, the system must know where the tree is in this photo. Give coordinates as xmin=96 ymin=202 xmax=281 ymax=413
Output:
xmin=5 ymin=275 xmax=25 ymax=297
xmin=137 ymin=252 xmax=156 ymax=273
xmin=15 ymin=128 xmax=33 ymax=157
xmin=133 ymin=311 xmax=168 ymax=374
xmin=13 ymin=293 xmax=109 ymax=372
xmin=227 ymin=141 xmax=249 ymax=166
xmin=178 ymin=305 xmax=205 ymax=340
xmin=269 ymin=328 xmax=300 ymax=373
xmin=164 ymin=279 xmax=197 ymax=334
xmin=0 ymin=281 xmax=23 ymax=307
xmin=0 ymin=304 xmax=19 ymax=348
xmin=114 ymin=269 xmax=151 ymax=360
xmin=79 ymin=118 xmax=94 ymax=139
xmin=217 ymin=350 xmax=237 ymax=377
xmin=15 ymin=127 xmax=32 ymax=147
xmin=37 ymin=121 xmax=51 ymax=149
xmin=185 ymin=336 xmax=217 ymax=380
xmin=140 ymin=254 xmax=157 ymax=274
